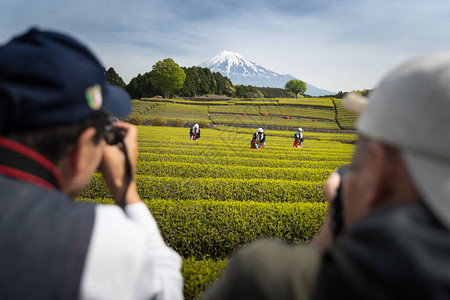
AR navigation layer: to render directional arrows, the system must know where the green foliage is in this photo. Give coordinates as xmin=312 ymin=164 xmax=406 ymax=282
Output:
xmin=209 ymin=114 xmax=340 ymax=130
xmin=182 ymin=257 xmax=227 ymax=300
xmin=148 ymin=199 xmax=326 ymax=259
xmin=285 ymin=79 xmax=307 ymax=99
xmin=235 ymin=85 xmax=261 ymax=98
xmin=78 ymin=198 xmax=327 ymax=259
xmin=151 ymin=58 xmax=186 ymax=98
xmin=79 ymin=126 xmax=354 ymax=298
xmin=173 ymin=117 xmax=186 ymax=127
xmin=80 ymin=174 xmax=326 ymax=203
xmin=151 ymin=116 xmax=168 ymax=126
xmin=106 ymin=67 xmax=126 ymax=88
xmin=332 ymin=89 xmax=372 ymax=99
xmin=258 ymin=86 xmax=295 ymax=98
xmin=136 ymin=161 xmax=333 ymax=182
xmin=333 ymin=98 xmax=358 ymax=130
xmin=259 ymin=106 xmax=335 ymax=120
xmin=277 ymin=97 xmax=334 ymax=108
xmin=197 ymin=120 xmax=211 ymax=129
xmin=180 ymin=67 xmax=234 ymax=97
xmin=130 ymin=103 xmax=210 ymax=123
xmin=126 ymin=72 xmax=157 ymax=99
xmin=128 ymin=115 xmax=143 ymax=125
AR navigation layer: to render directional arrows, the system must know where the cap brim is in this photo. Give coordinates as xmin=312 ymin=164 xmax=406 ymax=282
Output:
xmin=402 ymin=150 xmax=450 ymax=230
xmin=102 ymin=84 xmax=131 ymax=117
xmin=342 ymin=93 xmax=368 ymax=114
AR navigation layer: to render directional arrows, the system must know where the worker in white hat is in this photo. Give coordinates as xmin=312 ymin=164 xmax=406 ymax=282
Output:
xmin=251 ymin=128 xmax=266 ymax=149
xmin=190 ymin=123 xmax=200 ymax=141
xmin=203 ymin=52 xmax=450 ymax=299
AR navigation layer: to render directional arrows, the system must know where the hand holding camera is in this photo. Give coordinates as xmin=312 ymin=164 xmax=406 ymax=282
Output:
xmin=100 ymin=120 xmax=140 ymax=208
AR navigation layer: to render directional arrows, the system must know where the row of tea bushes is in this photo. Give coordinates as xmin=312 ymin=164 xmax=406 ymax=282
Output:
xmin=138 ymin=152 xmax=348 ymax=170
xmin=182 ymin=257 xmax=227 ymax=300
xmin=83 ymin=126 xmax=354 ymax=299
xmin=209 ymin=115 xmax=340 ymax=130
xmin=138 ymin=145 xmax=352 ymax=161
xmin=137 ymin=161 xmax=334 ymax=182
xmin=81 ymin=174 xmax=327 ymax=203
xmin=333 ymin=98 xmax=358 ymax=129
xmin=79 ymin=198 xmax=327 ymax=259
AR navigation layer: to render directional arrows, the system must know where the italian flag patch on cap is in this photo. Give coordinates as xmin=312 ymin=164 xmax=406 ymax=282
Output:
xmin=86 ymin=84 xmax=103 ymax=110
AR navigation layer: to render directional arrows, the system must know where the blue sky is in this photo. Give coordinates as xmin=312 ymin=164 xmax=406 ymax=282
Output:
xmin=1 ymin=0 xmax=450 ymax=92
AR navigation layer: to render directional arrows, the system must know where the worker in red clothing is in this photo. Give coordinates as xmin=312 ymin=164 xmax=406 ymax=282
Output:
xmin=190 ymin=123 xmax=200 ymax=141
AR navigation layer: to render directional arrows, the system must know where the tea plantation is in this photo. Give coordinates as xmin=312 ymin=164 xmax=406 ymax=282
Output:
xmin=79 ymin=97 xmax=357 ymax=299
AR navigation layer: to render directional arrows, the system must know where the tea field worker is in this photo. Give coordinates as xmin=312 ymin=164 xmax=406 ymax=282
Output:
xmin=251 ymin=127 xmax=266 ymax=149
xmin=202 ymin=52 xmax=450 ymax=300
xmin=0 ymin=28 xmax=183 ymax=300
xmin=293 ymin=127 xmax=304 ymax=148
xmin=190 ymin=123 xmax=201 ymax=141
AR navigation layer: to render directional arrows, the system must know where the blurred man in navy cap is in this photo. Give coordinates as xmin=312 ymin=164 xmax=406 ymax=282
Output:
xmin=0 ymin=28 xmax=182 ymax=299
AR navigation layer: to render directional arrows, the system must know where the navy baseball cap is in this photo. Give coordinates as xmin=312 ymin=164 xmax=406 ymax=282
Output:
xmin=0 ymin=28 xmax=131 ymax=134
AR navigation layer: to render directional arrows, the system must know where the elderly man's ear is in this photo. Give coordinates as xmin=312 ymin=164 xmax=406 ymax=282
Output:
xmin=365 ymin=141 xmax=421 ymax=210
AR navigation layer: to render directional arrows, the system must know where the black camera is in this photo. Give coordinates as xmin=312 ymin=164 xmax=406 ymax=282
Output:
xmin=103 ymin=117 xmax=123 ymax=145
xmin=332 ymin=166 xmax=348 ymax=237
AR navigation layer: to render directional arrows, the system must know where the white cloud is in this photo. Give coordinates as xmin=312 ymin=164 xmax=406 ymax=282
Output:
xmin=2 ymin=0 xmax=450 ymax=91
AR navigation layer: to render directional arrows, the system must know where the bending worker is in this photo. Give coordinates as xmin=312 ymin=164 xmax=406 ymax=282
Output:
xmin=251 ymin=127 xmax=266 ymax=149
xmin=0 ymin=28 xmax=182 ymax=299
xmin=293 ymin=127 xmax=304 ymax=148
xmin=190 ymin=123 xmax=201 ymax=141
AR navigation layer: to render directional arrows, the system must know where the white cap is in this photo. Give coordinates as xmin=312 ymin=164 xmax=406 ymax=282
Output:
xmin=257 ymin=128 xmax=263 ymax=133
xmin=344 ymin=52 xmax=450 ymax=230
xmin=298 ymin=128 xmax=303 ymax=132
xmin=194 ymin=123 xmax=199 ymax=128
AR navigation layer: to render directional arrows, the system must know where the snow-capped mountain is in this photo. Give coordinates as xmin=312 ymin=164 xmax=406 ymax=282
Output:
xmin=199 ymin=51 xmax=334 ymax=96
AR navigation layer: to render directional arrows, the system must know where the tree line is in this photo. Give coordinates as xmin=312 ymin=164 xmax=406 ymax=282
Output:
xmin=106 ymin=58 xmax=237 ymax=99
xmin=106 ymin=58 xmax=344 ymax=99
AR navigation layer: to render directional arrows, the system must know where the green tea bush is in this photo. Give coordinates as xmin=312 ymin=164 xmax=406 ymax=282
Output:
xmin=138 ymin=152 xmax=347 ymax=170
xmin=148 ymin=199 xmax=326 ymax=258
xmin=151 ymin=116 xmax=168 ymax=126
xmin=182 ymin=257 xmax=227 ymax=300
xmin=138 ymin=146 xmax=352 ymax=162
xmin=128 ymin=115 xmax=143 ymax=125
xmin=197 ymin=120 xmax=211 ymax=129
xmin=136 ymin=161 xmax=333 ymax=182
xmin=80 ymin=175 xmax=326 ymax=203
xmin=333 ymin=99 xmax=358 ymax=130
xmin=79 ymin=198 xmax=327 ymax=259
xmin=174 ymin=117 xmax=186 ymax=127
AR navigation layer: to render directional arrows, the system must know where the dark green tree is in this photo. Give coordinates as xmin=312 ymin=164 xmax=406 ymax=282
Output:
xmin=106 ymin=67 xmax=126 ymax=88
xmin=126 ymin=72 xmax=157 ymax=99
xmin=180 ymin=67 xmax=198 ymax=97
xmin=285 ymin=79 xmax=307 ymax=100
xmin=150 ymin=58 xmax=186 ymax=98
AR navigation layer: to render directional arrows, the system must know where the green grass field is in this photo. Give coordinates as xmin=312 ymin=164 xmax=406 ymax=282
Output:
xmin=130 ymin=96 xmax=357 ymax=132
xmin=79 ymin=122 xmax=356 ymax=299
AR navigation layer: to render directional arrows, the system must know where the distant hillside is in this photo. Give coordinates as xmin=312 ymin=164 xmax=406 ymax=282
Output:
xmin=130 ymin=97 xmax=358 ymax=132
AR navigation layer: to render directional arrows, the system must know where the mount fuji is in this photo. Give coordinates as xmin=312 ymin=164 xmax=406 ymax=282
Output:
xmin=199 ymin=51 xmax=334 ymax=97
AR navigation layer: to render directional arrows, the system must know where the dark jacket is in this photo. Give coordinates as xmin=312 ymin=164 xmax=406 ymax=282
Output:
xmin=316 ymin=203 xmax=450 ymax=300
xmin=0 ymin=138 xmax=95 ymax=300
xmin=294 ymin=132 xmax=303 ymax=142
xmin=190 ymin=127 xmax=201 ymax=138
xmin=252 ymin=132 xmax=265 ymax=143
xmin=202 ymin=203 xmax=450 ymax=300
